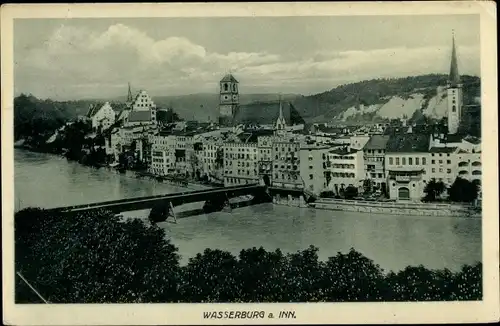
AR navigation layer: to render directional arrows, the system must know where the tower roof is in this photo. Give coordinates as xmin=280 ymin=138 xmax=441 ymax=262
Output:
xmin=220 ymin=74 xmax=238 ymax=83
xmin=127 ymin=82 xmax=133 ymax=103
xmin=449 ymin=33 xmax=460 ymax=87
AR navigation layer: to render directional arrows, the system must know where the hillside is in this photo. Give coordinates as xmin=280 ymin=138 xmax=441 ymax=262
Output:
xmin=291 ymin=74 xmax=480 ymax=124
xmin=112 ymin=93 xmax=300 ymax=122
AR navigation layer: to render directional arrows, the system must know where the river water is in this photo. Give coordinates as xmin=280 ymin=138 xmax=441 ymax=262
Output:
xmin=14 ymin=149 xmax=481 ymax=272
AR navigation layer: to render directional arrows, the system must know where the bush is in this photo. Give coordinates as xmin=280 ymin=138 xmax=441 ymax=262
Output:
xmin=15 ymin=208 xmax=483 ymax=303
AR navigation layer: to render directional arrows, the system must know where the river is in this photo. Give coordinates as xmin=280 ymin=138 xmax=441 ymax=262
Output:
xmin=14 ymin=149 xmax=481 ymax=272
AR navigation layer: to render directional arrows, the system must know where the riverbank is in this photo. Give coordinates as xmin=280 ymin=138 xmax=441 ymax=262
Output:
xmin=15 ymin=147 xmax=217 ymax=191
xmin=312 ymin=198 xmax=481 ymax=218
xmin=271 ymin=194 xmax=480 ymax=218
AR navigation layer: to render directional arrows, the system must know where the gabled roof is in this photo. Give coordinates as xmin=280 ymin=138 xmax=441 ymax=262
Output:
xmin=220 ymin=74 xmax=238 ymax=83
xmin=364 ymin=135 xmax=390 ymax=150
xmin=86 ymin=103 xmax=103 ymax=118
xmin=234 ymin=101 xmax=305 ymax=126
xmin=128 ymin=110 xmax=151 ymax=122
xmin=386 ymin=133 xmax=430 ymax=153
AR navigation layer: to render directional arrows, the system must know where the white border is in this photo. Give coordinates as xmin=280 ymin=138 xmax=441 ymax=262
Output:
xmin=2 ymin=2 xmax=499 ymax=325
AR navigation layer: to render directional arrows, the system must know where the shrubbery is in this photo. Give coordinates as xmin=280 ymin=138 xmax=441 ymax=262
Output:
xmin=15 ymin=208 xmax=482 ymax=303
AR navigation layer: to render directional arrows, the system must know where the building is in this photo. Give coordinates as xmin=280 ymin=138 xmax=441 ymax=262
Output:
xmin=385 ymin=133 xmax=430 ymax=201
xmin=363 ymin=135 xmax=390 ymax=191
xmin=219 ymin=74 xmax=239 ymax=127
xmin=327 ymin=146 xmax=364 ymax=195
xmin=121 ymin=89 xmax=158 ymax=127
xmin=257 ymin=136 xmax=274 ymax=186
xmin=427 ymin=146 xmax=460 ymax=185
xmin=447 ymin=33 xmax=463 ymax=135
xmin=223 ymin=142 xmax=259 ymax=186
xmin=200 ymin=139 xmax=223 ymax=180
xmin=271 ymin=137 xmax=302 ymax=190
xmin=275 ymin=99 xmax=287 ymax=136
xmin=299 ymin=142 xmax=330 ymax=195
xmin=455 ymin=150 xmax=482 ymax=186
xmin=86 ymin=102 xmax=116 ymax=131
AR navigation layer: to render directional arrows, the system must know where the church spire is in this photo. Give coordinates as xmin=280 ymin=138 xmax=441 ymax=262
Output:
xmin=127 ymin=82 xmax=133 ymax=103
xmin=278 ymin=94 xmax=284 ymax=120
xmin=449 ymin=31 xmax=460 ymax=87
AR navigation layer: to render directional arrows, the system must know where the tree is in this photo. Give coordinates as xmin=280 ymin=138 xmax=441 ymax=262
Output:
xmin=448 ymin=178 xmax=479 ymax=203
xmin=423 ymin=179 xmax=447 ymax=202
xmin=15 ymin=208 xmax=181 ymax=303
xmin=363 ymin=179 xmax=373 ymax=194
xmin=320 ymin=248 xmax=384 ymax=301
xmin=344 ymin=185 xmax=359 ymax=199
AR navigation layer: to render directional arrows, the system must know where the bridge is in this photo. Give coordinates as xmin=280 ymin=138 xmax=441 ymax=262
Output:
xmin=45 ymin=184 xmax=270 ymax=219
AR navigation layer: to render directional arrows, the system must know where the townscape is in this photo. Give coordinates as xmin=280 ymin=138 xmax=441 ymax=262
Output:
xmin=13 ymin=22 xmax=483 ymax=305
xmin=23 ymin=34 xmax=481 ymax=208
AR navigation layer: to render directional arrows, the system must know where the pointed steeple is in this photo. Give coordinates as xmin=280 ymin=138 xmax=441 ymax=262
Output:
xmin=278 ymin=95 xmax=284 ymax=120
xmin=449 ymin=31 xmax=460 ymax=87
xmin=127 ymin=82 xmax=133 ymax=103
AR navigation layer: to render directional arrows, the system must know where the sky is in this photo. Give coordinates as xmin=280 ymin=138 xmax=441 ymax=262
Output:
xmin=14 ymin=15 xmax=480 ymax=100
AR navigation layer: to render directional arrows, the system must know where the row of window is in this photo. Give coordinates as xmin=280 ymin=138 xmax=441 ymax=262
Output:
xmin=388 ymin=157 xmax=427 ymax=166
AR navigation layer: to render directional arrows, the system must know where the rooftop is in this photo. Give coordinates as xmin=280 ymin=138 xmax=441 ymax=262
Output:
xmin=428 ymin=146 xmax=458 ymax=153
xmin=128 ymin=110 xmax=151 ymax=122
xmin=363 ymin=135 xmax=390 ymax=150
xmin=386 ymin=133 xmax=430 ymax=153
xmin=220 ymin=74 xmax=238 ymax=83
xmin=329 ymin=147 xmax=359 ymax=155
xmin=233 ymin=101 xmax=305 ymax=126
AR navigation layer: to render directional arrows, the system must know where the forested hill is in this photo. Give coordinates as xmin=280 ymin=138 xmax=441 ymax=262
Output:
xmin=291 ymin=74 xmax=480 ymax=123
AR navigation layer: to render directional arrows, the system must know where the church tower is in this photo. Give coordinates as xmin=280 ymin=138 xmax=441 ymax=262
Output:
xmin=275 ymin=96 xmax=287 ymax=136
xmin=447 ymin=32 xmax=463 ymax=135
xmin=126 ymin=82 xmax=134 ymax=108
xmin=219 ymin=74 xmax=239 ymax=126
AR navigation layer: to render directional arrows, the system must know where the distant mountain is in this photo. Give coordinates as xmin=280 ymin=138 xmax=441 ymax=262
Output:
xmin=111 ymin=93 xmax=301 ymax=122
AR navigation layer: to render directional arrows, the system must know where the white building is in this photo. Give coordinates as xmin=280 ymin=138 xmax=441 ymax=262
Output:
xmin=271 ymin=136 xmax=303 ymax=190
xmin=384 ymin=134 xmax=430 ymax=201
xmin=327 ymin=146 xmax=365 ymax=195
xmin=299 ymin=142 xmax=330 ymax=195
xmin=86 ymin=102 xmax=116 ymax=131
xmin=363 ymin=135 xmax=390 ymax=191
xmin=223 ymin=142 xmax=259 ymax=186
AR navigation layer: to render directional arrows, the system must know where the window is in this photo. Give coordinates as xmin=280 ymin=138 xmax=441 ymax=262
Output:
xmin=415 ymin=157 xmax=420 ymax=165
xmin=439 ymin=168 xmax=443 ymax=173
xmin=432 ymin=160 xmax=435 ymax=164
xmin=389 ymin=157 xmax=394 ymax=165
xmin=309 ymin=174 xmax=313 ymax=180
xmin=396 ymin=158 xmax=400 ymax=165
xmin=431 ymin=153 xmax=435 ymax=157
xmin=402 ymin=157 xmax=406 ymax=165
xmin=447 ymin=160 xmax=451 ymax=164
xmin=447 ymin=169 xmax=452 ymax=173
xmin=309 ymin=165 xmax=313 ymax=169
xmin=432 ymin=168 xmax=436 ymax=173
xmin=422 ymin=157 xmax=426 ymax=165
xmin=439 ymin=160 xmax=443 ymax=164
xmin=452 ymin=105 xmax=456 ymax=112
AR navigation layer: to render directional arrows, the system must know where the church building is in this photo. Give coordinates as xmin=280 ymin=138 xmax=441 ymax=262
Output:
xmin=447 ymin=32 xmax=463 ymax=135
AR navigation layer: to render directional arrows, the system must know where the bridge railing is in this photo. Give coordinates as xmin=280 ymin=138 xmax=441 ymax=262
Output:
xmin=49 ymin=184 xmax=262 ymax=212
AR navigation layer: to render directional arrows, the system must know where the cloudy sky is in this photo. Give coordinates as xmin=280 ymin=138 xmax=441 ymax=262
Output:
xmin=14 ymin=15 xmax=480 ymax=100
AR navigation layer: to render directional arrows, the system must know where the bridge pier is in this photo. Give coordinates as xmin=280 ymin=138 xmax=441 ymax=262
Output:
xmin=169 ymin=202 xmax=178 ymax=223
